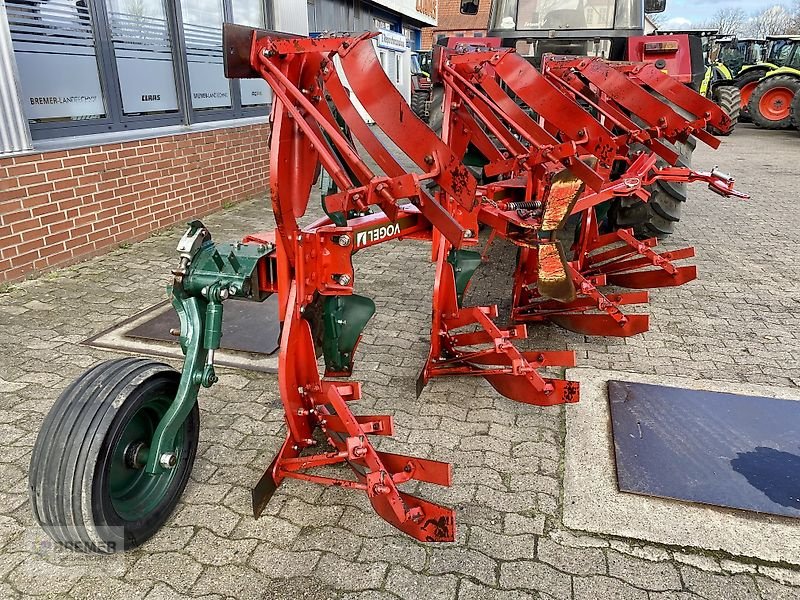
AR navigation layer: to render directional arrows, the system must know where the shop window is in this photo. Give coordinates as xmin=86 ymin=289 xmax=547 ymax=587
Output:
xmin=6 ymin=0 xmax=272 ymax=141
xmin=7 ymin=0 xmax=107 ymax=123
xmin=105 ymin=0 xmax=180 ymax=116
xmin=232 ymin=0 xmax=271 ymax=106
xmin=181 ymin=0 xmax=231 ymax=110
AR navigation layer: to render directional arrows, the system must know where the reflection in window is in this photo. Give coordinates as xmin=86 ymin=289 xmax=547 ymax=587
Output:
xmin=106 ymin=0 xmax=180 ymax=116
xmin=7 ymin=0 xmax=107 ymax=122
xmin=181 ymin=0 xmax=231 ymax=110
xmin=232 ymin=0 xmax=271 ymax=106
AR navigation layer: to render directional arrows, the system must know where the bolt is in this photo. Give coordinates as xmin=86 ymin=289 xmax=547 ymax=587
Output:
xmin=338 ymin=234 xmax=351 ymax=247
xmin=159 ymin=452 xmax=178 ymax=469
xmin=169 ymin=327 xmax=181 ymax=337
xmin=353 ymin=446 xmax=367 ymax=458
xmin=229 ymin=285 xmax=239 ymax=296
xmin=336 ymin=274 xmax=352 ymax=286
xmin=424 ymin=154 xmax=434 ymax=165
xmin=372 ymin=484 xmax=390 ymax=495
xmin=219 ymin=288 xmax=230 ymax=300
xmin=464 ymin=229 xmax=474 ymax=239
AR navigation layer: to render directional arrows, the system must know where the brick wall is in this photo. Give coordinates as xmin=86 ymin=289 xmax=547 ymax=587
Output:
xmin=421 ymin=0 xmax=491 ymax=49
xmin=0 ymin=123 xmax=270 ymax=284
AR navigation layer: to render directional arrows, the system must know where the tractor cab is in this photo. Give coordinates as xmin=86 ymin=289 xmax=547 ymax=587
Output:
xmin=481 ymin=0 xmax=666 ymax=59
xmin=765 ymin=35 xmax=800 ymax=70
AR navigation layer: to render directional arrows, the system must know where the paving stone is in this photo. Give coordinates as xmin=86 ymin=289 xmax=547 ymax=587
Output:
xmin=572 ymin=575 xmax=647 ymax=600
xmin=248 ymin=546 xmax=322 ymax=578
xmin=537 ymin=537 xmax=606 ymax=576
xmin=673 ymin=553 xmax=721 ymax=573
xmin=129 ymin=552 xmax=203 ymax=593
xmin=7 ymin=556 xmax=87 ymax=596
xmin=758 ymin=565 xmax=800 ymax=586
xmin=499 ymin=561 xmax=572 ymax=600
xmin=172 ymin=504 xmax=241 ymax=537
xmin=291 ymin=526 xmax=364 ymax=560
xmin=313 ymin=553 xmax=388 ymax=591
xmin=185 ymin=528 xmax=258 ymax=566
xmin=755 ymin=577 xmax=800 ymax=600
xmin=503 ymin=513 xmax=546 ymax=536
xmin=458 ymin=580 xmax=536 ymax=600
xmin=357 ymin=536 xmax=427 ymax=571
xmin=468 ymin=526 xmax=537 ymax=561
xmin=428 ymin=546 xmax=498 ymax=586
xmin=606 ymin=550 xmax=681 ymax=591
xmin=189 ymin=564 xmax=271 ymax=599
xmin=384 ymin=565 xmax=459 ymax=600
xmin=681 ymin=567 xmax=759 ymax=600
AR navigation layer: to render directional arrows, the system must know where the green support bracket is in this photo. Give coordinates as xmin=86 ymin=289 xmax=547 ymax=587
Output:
xmin=321 ymin=294 xmax=376 ymax=375
xmin=144 ymin=222 xmax=273 ymax=474
xmin=447 ymin=248 xmax=482 ymax=307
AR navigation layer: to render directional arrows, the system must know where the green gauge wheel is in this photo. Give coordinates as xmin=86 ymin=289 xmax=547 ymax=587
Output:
xmin=29 ymin=358 xmax=199 ymax=553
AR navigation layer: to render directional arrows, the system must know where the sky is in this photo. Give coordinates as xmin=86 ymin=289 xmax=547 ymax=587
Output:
xmin=659 ymin=0 xmax=790 ymax=27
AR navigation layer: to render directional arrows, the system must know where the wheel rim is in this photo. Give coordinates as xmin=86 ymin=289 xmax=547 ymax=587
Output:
xmin=740 ymin=81 xmax=757 ymax=107
xmin=758 ymin=87 xmax=794 ymax=121
xmin=108 ymin=394 xmax=183 ymax=521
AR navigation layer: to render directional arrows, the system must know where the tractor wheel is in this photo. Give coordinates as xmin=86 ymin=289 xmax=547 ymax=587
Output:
xmin=709 ymin=85 xmax=741 ymax=135
xmin=410 ymin=90 xmax=430 ymax=122
xmin=748 ymin=75 xmax=800 ymax=130
xmin=427 ymin=85 xmax=445 ymax=138
xmin=791 ymin=90 xmax=800 ymax=131
xmin=610 ymin=137 xmax=696 ymax=239
xmin=29 ymin=358 xmax=199 ymax=553
xmin=735 ymin=68 xmax=767 ymax=121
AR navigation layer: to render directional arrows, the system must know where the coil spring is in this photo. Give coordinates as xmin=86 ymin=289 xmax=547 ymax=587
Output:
xmin=506 ymin=200 xmax=543 ymax=211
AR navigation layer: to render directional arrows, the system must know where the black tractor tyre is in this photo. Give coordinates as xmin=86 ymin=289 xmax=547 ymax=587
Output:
xmin=791 ymin=90 xmax=800 ymax=131
xmin=709 ymin=85 xmax=741 ymax=135
xmin=735 ymin=68 xmax=768 ymax=121
xmin=427 ymin=85 xmax=445 ymax=137
xmin=610 ymin=137 xmax=696 ymax=239
xmin=748 ymin=75 xmax=800 ymax=130
xmin=29 ymin=357 xmax=200 ymax=553
xmin=410 ymin=90 xmax=430 ymax=122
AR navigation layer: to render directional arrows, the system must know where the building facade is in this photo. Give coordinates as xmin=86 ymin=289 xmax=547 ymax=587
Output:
xmin=421 ymin=0 xmax=490 ymax=49
xmin=0 ymin=0 xmax=438 ymax=284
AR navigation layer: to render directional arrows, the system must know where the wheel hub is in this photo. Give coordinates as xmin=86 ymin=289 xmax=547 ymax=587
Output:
xmin=759 ymin=88 xmax=794 ymax=121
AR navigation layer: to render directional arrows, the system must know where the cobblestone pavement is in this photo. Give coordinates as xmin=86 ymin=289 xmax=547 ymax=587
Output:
xmin=2 ymin=124 xmax=800 ymax=599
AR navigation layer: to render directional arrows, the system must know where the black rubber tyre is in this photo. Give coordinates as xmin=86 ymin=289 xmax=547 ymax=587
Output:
xmin=611 ymin=137 xmax=696 ymax=239
xmin=427 ymin=85 xmax=445 ymax=137
xmin=748 ymin=75 xmax=800 ymax=130
xmin=709 ymin=85 xmax=741 ymax=136
xmin=410 ymin=90 xmax=430 ymax=122
xmin=735 ymin=68 xmax=768 ymax=121
xmin=791 ymin=90 xmax=800 ymax=131
xmin=29 ymin=357 xmax=199 ymax=553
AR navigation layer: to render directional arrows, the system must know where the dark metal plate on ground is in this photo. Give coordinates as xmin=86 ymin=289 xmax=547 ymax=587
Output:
xmin=83 ymin=295 xmax=280 ymax=373
xmin=608 ymin=380 xmax=800 ymax=519
xmin=127 ymin=296 xmax=280 ymax=355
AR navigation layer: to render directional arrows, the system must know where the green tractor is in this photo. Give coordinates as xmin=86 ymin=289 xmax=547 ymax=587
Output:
xmin=735 ymin=35 xmax=800 ymax=124
xmin=656 ymin=29 xmax=742 ymax=135
xmin=715 ymin=36 xmax=768 ymax=78
xmin=410 ymin=50 xmax=433 ymax=121
xmin=745 ymin=36 xmax=800 ymax=129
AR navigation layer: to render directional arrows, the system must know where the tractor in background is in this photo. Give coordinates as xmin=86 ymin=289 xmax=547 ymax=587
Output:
xmin=410 ymin=50 xmax=433 ymax=121
xmin=643 ymin=29 xmax=742 ymax=135
xmin=743 ymin=36 xmax=800 ymax=130
xmin=716 ymin=36 xmax=768 ymax=78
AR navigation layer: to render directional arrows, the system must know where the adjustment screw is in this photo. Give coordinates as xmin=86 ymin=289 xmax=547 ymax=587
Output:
xmin=159 ymin=453 xmax=178 ymax=469
xmin=336 ymin=274 xmax=352 ymax=286
xmin=338 ymin=234 xmax=351 ymax=247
